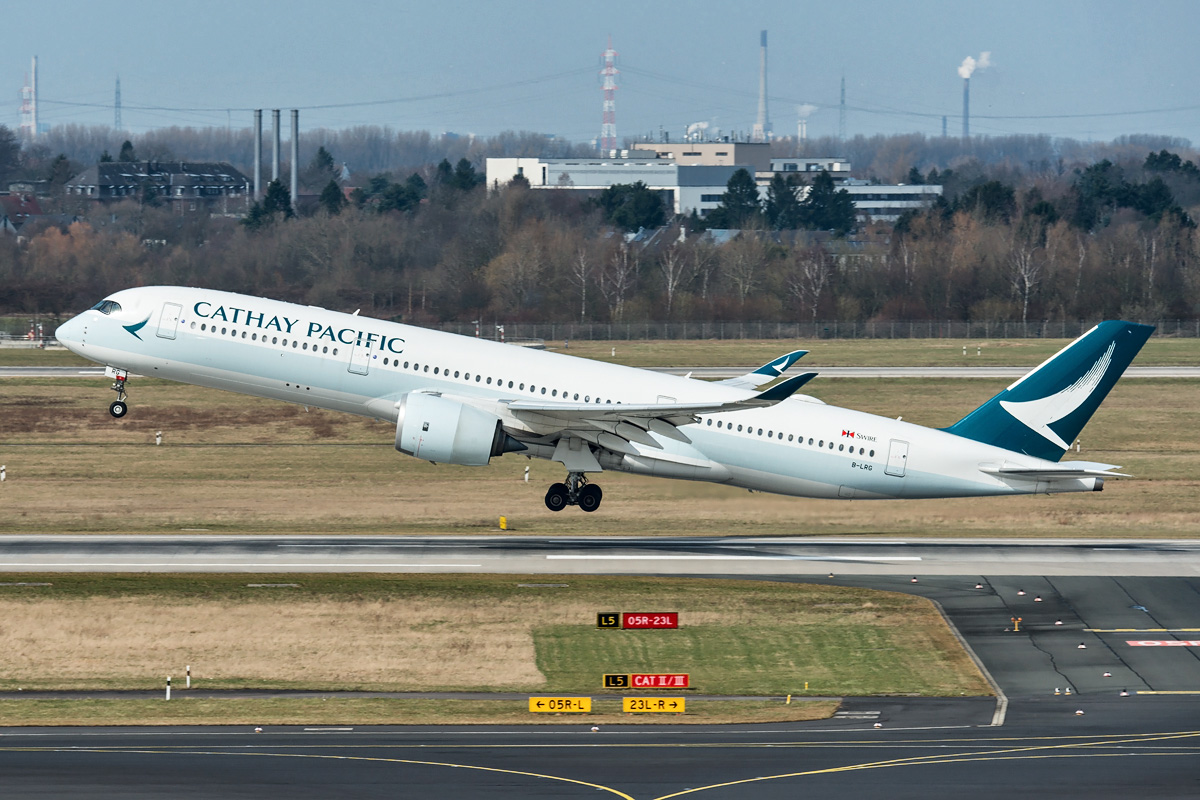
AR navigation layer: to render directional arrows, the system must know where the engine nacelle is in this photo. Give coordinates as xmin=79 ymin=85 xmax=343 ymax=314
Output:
xmin=395 ymin=392 xmax=524 ymax=466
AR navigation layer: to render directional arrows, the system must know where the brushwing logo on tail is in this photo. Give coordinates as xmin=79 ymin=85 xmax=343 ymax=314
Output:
xmin=999 ymin=342 xmax=1115 ymax=450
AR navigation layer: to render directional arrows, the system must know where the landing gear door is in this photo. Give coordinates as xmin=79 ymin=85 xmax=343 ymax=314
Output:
xmin=157 ymin=302 xmax=182 ymax=340
xmin=348 ymin=341 xmax=371 ymax=375
xmin=885 ymin=439 xmax=909 ymax=478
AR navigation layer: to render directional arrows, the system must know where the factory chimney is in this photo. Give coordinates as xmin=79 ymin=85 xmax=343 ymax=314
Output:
xmin=752 ymin=30 xmax=771 ymax=142
xmin=962 ymin=77 xmax=970 ymax=139
xmin=271 ymin=109 xmax=281 ymax=183
xmin=253 ymin=110 xmax=263 ymax=199
xmin=290 ymin=109 xmax=299 ymax=203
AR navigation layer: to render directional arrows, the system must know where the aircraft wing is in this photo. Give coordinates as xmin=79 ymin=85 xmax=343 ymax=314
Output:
xmin=716 ymin=349 xmax=809 ymax=390
xmin=502 ymin=372 xmax=818 ymax=452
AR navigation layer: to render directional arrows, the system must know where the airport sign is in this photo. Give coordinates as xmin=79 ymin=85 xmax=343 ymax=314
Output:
xmin=621 ymin=613 xmax=679 ymax=629
xmin=631 ymin=673 xmax=690 ymax=688
xmin=528 ymin=697 xmax=592 ymax=712
xmin=603 ymin=673 xmax=631 ymax=689
xmin=596 ymin=613 xmax=621 ymax=628
xmin=623 ymin=697 xmax=685 ymax=713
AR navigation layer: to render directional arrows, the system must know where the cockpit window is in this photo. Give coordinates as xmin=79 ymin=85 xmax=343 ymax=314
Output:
xmin=90 ymin=300 xmax=122 ymax=315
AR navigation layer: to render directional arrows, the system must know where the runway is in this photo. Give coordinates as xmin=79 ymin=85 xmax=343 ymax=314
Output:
xmin=0 ymin=534 xmax=1197 ymax=576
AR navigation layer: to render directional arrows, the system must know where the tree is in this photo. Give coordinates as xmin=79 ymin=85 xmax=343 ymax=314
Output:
xmin=799 ymin=171 xmax=856 ymax=236
xmin=596 ymin=181 xmax=665 ymax=231
xmin=706 ymin=168 xmax=761 ymax=228
xmin=302 ymin=146 xmax=337 ymax=189
xmin=118 ymin=140 xmax=137 ymax=162
xmin=99 ymin=150 xmax=114 ymax=163
xmin=906 ymin=166 xmax=925 ymax=185
xmin=319 ymin=179 xmax=346 ymax=215
xmin=451 ymin=158 xmax=481 ymax=191
xmin=242 ymin=179 xmax=294 ymax=230
xmin=48 ymin=154 xmax=73 ymax=192
xmin=787 ymin=246 xmax=834 ymax=321
xmin=956 ymin=180 xmax=1016 ymax=224
xmin=0 ymin=125 xmax=18 ymax=186
xmin=763 ymin=173 xmax=803 ymax=230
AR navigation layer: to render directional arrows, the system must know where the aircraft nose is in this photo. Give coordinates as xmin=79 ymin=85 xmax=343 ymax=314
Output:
xmin=55 ymin=315 xmax=83 ymax=351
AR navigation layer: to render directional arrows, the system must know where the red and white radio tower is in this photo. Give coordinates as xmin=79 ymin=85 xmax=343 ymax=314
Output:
xmin=599 ymin=37 xmax=619 ymax=155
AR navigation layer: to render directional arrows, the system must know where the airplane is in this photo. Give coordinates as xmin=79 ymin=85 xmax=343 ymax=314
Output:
xmin=54 ymin=286 xmax=1153 ymax=512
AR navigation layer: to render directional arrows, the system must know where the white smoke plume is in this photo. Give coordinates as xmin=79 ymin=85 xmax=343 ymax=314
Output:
xmin=958 ymin=51 xmax=992 ymax=79
xmin=796 ymin=104 xmax=818 ymax=119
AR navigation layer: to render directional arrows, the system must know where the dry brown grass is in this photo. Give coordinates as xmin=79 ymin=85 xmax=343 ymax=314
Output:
xmin=0 ymin=596 xmax=550 ymax=690
xmin=2 ymin=377 xmax=1197 ymax=537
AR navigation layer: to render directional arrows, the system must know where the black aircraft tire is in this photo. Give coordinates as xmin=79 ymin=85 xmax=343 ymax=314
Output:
xmin=579 ymin=484 xmax=603 ymax=512
xmin=544 ymin=483 xmax=569 ymax=512
xmin=109 ymin=401 xmax=128 ymax=418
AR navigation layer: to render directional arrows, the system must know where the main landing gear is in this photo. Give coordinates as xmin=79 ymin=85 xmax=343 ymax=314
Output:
xmin=544 ymin=472 xmax=603 ymax=513
xmin=108 ymin=368 xmax=130 ymax=418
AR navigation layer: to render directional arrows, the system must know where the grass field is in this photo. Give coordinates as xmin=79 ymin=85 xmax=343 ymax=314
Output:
xmin=0 ymin=574 xmax=977 ymax=725
xmin=1 ymin=374 xmax=1197 ymax=537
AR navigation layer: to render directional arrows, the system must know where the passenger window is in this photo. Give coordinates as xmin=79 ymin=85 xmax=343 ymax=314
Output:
xmin=839 ymin=444 xmax=844 ymax=451
xmin=737 ymin=425 xmax=743 ymax=432
xmin=424 ymin=365 xmax=429 ymax=373
xmin=829 ymin=442 xmax=834 ymax=449
xmin=201 ymin=324 xmax=207 ymax=331
xmin=454 ymin=371 xmax=460 ymax=378
xmin=551 ymin=389 xmax=557 ymax=396
xmin=520 ymin=383 xmax=525 ymax=390
xmin=476 ymin=375 xmax=481 ymax=382
xmin=190 ymin=322 xmax=196 ymax=329
xmin=221 ymin=327 xmax=227 ymax=335
xmin=870 ymin=450 xmax=875 ymax=457
xmin=489 ymin=378 xmax=494 ymax=385
xmin=434 ymin=367 xmax=439 ymax=375
xmin=541 ymin=387 xmax=547 ymax=394
xmin=787 ymin=434 xmax=793 ymax=441
xmin=707 ymin=419 xmax=712 ymax=426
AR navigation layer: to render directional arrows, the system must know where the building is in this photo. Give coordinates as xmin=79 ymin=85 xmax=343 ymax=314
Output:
xmin=839 ymin=181 xmax=943 ymax=223
xmin=630 ymin=141 xmax=772 ymax=173
xmin=486 ymin=156 xmax=738 ymax=217
xmin=63 ymin=161 xmax=251 ymax=213
xmin=487 ymin=148 xmax=941 ymax=225
xmin=0 ymin=192 xmax=42 ymax=234
xmin=770 ymin=157 xmax=851 ymax=176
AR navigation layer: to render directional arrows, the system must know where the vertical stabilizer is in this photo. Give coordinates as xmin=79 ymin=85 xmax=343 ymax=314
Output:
xmin=943 ymin=321 xmax=1154 ymax=460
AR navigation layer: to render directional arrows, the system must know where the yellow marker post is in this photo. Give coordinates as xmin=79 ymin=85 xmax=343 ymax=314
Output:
xmin=623 ymin=697 xmax=685 ymax=713
xmin=499 ymin=516 xmax=507 ymax=530
xmin=1012 ymin=616 xmax=1022 ymax=632
xmin=529 ymin=697 xmax=591 ymax=713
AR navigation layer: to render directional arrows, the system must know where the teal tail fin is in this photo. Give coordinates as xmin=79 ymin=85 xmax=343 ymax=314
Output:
xmin=943 ymin=321 xmax=1154 ymax=461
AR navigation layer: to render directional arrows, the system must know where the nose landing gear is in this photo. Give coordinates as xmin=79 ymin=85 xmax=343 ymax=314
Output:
xmin=108 ymin=368 xmax=130 ymax=418
xmin=544 ymin=472 xmax=603 ymax=512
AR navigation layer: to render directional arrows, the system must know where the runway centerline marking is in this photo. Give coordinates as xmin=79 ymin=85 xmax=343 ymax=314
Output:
xmin=545 ymin=555 xmax=922 ymax=561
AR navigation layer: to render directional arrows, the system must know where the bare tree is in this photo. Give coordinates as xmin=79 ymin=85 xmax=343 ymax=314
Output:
xmin=787 ymin=246 xmax=833 ymax=322
xmin=657 ymin=229 xmax=690 ymax=319
xmin=599 ymin=242 xmax=639 ymax=321
xmin=1007 ymin=238 xmax=1042 ymax=325
xmin=568 ymin=247 xmax=593 ymax=322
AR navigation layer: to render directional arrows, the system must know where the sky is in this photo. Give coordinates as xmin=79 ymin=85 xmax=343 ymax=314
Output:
xmin=8 ymin=0 xmax=1200 ymax=145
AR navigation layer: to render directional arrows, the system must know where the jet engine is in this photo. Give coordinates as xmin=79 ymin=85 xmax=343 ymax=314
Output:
xmin=395 ymin=392 xmax=525 ymax=466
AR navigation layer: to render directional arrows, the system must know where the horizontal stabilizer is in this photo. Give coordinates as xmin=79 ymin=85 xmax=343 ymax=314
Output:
xmin=980 ymin=460 xmax=1130 ymax=480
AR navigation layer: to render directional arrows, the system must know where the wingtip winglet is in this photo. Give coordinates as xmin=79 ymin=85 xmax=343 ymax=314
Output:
xmin=753 ymin=371 xmax=818 ymax=403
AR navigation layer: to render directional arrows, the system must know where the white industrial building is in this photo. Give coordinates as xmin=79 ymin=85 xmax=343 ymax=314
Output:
xmin=486 ymin=156 xmax=738 ymax=216
xmin=486 ymin=150 xmax=941 ymax=224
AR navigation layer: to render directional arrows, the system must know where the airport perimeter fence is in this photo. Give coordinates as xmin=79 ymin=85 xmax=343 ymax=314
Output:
xmin=425 ymin=319 xmax=1200 ymax=342
xmin=4 ymin=316 xmax=1198 ymax=344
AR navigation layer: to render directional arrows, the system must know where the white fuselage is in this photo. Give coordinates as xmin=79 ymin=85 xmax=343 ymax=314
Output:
xmin=55 ymin=286 xmax=1100 ymax=501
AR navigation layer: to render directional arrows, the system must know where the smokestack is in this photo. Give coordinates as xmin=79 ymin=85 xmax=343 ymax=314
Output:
xmin=253 ymin=110 xmax=262 ymax=199
xmin=31 ymin=56 xmax=38 ymax=139
xmin=271 ymin=110 xmax=281 ymax=183
xmin=290 ymin=109 xmax=299 ymax=203
xmin=752 ymin=30 xmax=770 ymax=142
xmin=962 ymin=77 xmax=970 ymax=139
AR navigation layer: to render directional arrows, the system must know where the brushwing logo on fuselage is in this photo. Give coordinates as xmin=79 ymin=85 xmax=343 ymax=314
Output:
xmin=122 ymin=317 xmax=150 ymax=340
xmin=999 ymin=342 xmax=1115 ymax=450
